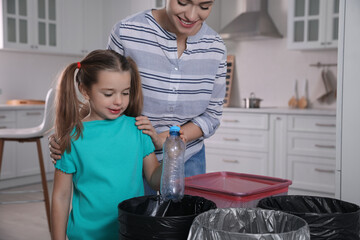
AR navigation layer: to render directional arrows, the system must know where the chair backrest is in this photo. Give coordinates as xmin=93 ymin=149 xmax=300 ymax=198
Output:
xmin=38 ymin=88 xmax=55 ymax=136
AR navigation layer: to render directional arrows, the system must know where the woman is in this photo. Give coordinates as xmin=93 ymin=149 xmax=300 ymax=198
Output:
xmin=50 ymin=0 xmax=226 ymax=194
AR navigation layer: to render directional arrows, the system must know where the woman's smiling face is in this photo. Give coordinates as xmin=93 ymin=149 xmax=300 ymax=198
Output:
xmin=165 ymin=0 xmax=214 ymax=37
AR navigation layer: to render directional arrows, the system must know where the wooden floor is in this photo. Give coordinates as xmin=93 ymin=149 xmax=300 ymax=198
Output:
xmin=0 ymin=181 xmax=53 ymax=240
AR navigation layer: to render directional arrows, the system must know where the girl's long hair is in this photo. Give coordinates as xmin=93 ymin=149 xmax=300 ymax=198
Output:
xmin=55 ymin=49 xmax=143 ymax=153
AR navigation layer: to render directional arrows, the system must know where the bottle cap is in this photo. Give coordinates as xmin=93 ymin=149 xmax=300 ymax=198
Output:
xmin=169 ymin=126 xmax=180 ymax=132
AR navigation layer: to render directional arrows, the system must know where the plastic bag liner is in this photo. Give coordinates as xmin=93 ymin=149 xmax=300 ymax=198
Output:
xmin=187 ymin=208 xmax=310 ymax=240
xmin=118 ymin=194 xmax=216 ymax=240
xmin=257 ymin=195 xmax=360 ymax=240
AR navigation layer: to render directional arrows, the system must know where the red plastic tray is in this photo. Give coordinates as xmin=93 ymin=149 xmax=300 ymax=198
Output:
xmin=184 ymin=172 xmax=292 ymax=208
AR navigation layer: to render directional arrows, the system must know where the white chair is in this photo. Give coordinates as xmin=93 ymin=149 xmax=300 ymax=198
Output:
xmin=0 ymin=88 xmax=55 ymax=232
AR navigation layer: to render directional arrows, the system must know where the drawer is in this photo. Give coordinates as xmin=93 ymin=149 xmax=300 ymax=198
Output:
xmin=287 ymin=132 xmax=336 ymax=158
xmin=287 ymin=155 xmax=335 ymax=194
xmin=221 ymin=112 xmax=268 ymax=130
xmin=16 ymin=110 xmax=44 ymax=128
xmin=287 ymin=115 xmax=336 ymax=133
xmin=0 ymin=121 xmax=16 ymax=129
xmin=205 ymin=148 xmax=268 ymax=175
xmin=206 ymin=128 xmax=268 ymax=152
xmin=0 ymin=110 xmax=16 ymax=123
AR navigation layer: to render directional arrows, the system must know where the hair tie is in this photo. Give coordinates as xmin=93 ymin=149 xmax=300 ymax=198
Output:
xmin=77 ymin=62 xmax=81 ymax=69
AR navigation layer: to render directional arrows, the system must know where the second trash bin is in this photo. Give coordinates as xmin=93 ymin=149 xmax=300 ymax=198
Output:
xmin=257 ymin=195 xmax=360 ymax=240
xmin=118 ymin=195 xmax=216 ymax=240
xmin=187 ymin=208 xmax=310 ymax=240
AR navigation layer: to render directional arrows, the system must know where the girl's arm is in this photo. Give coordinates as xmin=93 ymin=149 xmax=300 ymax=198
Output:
xmin=143 ymin=152 xmax=162 ymax=191
xmin=51 ymin=169 xmax=73 ymax=240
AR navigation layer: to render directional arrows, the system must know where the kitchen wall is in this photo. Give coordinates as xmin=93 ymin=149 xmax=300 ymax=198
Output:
xmin=0 ymin=0 xmax=337 ymax=110
xmin=222 ymin=0 xmax=337 ymax=109
xmin=0 ymin=50 xmax=80 ymax=103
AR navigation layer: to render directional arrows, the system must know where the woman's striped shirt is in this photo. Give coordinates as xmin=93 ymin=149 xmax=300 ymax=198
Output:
xmin=108 ymin=10 xmax=227 ymax=162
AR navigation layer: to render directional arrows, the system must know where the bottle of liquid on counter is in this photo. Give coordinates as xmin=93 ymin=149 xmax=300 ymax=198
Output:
xmin=160 ymin=126 xmax=185 ymax=202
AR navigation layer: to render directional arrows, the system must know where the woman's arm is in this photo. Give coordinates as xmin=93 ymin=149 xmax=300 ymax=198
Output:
xmin=191 ymin=51 xmax=227 ymax=139
xmin=143 ymin=152 xmax=162 ymax=191
xmin=179 ymin=122 xmax=203 ymax=143
xmin=51 ymin=169 xmax=73 ymax=240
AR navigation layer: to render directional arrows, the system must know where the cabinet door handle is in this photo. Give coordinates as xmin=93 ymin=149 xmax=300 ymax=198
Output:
xmin=222 ymin=159 xmax=239 ymax=163
xmin=0 ymin=115 xmax=6 ymax=119
xmin=315 ymin=123 xmax=336 ymax=127
xmin=314 ymin=144 xmax=335 ymax=149
xmin=0 ymin=126 xmax=6 ymax=129
xmin=223 ymin=137 xmax=239 ymax=142
xmin=223 ymin=119 xmax=238 ymax=123
xmin=315 ymin=168 xmax=335 ymax=173
xmin=26 ymin=112 xmax=42 ymax=116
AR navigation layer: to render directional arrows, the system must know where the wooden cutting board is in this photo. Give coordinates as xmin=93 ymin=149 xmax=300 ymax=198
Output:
xmin=224 ymin=55 xmax=235 ymax=107
xmin=6 ymin=99 xmax=45 ymax=105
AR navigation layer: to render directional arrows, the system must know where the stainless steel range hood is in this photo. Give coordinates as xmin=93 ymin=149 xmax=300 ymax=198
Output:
xmin=219 ymin=0 xmax=282 ymax=41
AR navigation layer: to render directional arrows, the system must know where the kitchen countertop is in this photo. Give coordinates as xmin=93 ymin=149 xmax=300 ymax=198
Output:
xmin=0 ymin=105 xmax=336 ymax=116
xmin=0 ymin=104 xmax=45 ymax=110
xmin=224 ymin=107 xmax=336 ymax=116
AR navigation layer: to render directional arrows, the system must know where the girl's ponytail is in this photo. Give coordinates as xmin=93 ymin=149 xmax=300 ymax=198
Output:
xmin=55 ymin=63 xmax=84 ymax=153
xmin=125 ymin=57 xmax=143 ymax=117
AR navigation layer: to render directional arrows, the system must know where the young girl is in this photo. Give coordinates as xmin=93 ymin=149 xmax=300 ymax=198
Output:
xmin=50 ymin=50 xmax=162 ymax=240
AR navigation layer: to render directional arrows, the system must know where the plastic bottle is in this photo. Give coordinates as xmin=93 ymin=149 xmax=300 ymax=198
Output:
xmin=160 ymin=126 xmax=185 ymax=202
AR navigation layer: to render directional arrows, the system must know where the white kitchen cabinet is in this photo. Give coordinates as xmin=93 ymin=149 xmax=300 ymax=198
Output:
xmin=206 ymin=148 xmax=268 ymax=175
xmin=61 ymin=0 xmax=103 ymax=55
xmin=205 ymin=111 xmax=269 ymax=176
xmin=205 ymin=108 xmax=336 ymax=197
xmin=268 ymin=114 xmax=287 ymax=178
xmin=287 ymin=0 xmax=339 ymax=50
xmin=0 ymin=0 xmax=61 ymax=53
xmin=0 ymin=110 xmax=16 ymax=179
xmin=0 ymin=107 xmax=53 ymax=183
xmin=286 ymin=115 xmax=336 ymax=197
xmin=15 ymin=109 xmax=44 ymax=176
xmin=287 ymin=155 xmax=335 ymax=195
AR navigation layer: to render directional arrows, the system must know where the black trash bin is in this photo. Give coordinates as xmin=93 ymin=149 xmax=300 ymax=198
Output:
xmin=257 ymin=195 xmax=360 ymax=240
xmin=118 ymin=195 xmax=216 ymax=240
xmin=187 ymin=208 xmax=310 ymax=239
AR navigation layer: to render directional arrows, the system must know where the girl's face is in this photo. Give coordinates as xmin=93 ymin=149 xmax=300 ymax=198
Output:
xmin=84 ymin=70 xmax=131 ymax=121
xmin=165 ymin=0 xmax=214 ymax=37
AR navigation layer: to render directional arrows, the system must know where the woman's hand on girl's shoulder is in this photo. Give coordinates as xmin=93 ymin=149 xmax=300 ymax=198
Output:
xmin=135 ymin=116 xmax=164 ymax=150
xmin=48 ymin=134 xmax=62 ymax=163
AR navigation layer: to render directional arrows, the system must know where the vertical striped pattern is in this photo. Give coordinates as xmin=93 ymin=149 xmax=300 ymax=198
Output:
xmin=108 ymin=10 xmax=227 ymax=162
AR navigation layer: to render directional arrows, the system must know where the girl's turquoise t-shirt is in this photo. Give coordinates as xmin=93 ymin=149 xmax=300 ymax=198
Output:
xmin=54 ymin=115 xmax=155 ymax=240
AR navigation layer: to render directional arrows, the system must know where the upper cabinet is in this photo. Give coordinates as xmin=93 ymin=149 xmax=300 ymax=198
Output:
xmin=61 ymin=0 xmax=103 ymax=56
xmin=0 ymin=0 xmax=61 ymax=53
xmin=1 ymin=0 xmax=104 ymax=55
xmin=287 ymin=0 xmax=339 ymax=50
